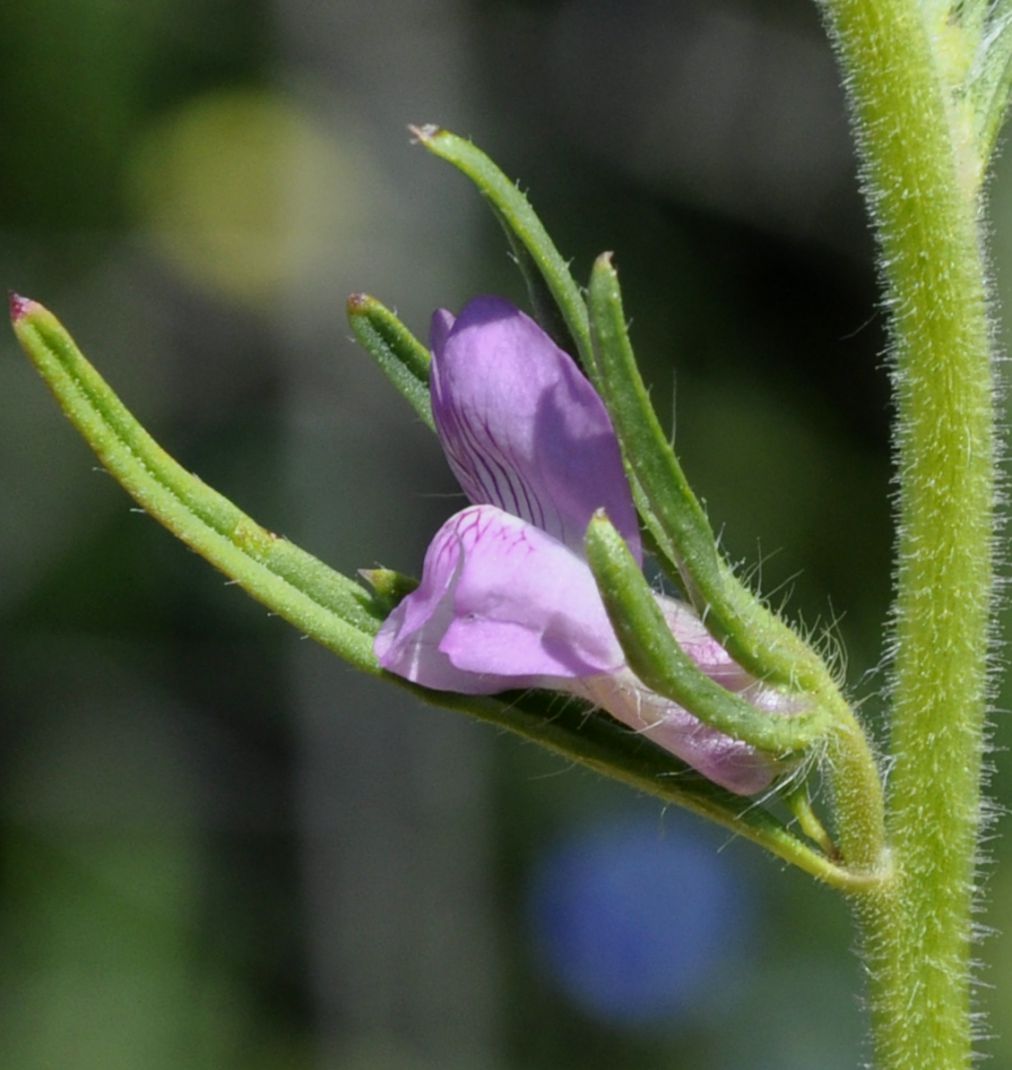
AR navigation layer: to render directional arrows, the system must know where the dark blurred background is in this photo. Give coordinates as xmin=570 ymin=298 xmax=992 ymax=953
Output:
xmin=3 ymin=2 xmax=1011 ymax=1067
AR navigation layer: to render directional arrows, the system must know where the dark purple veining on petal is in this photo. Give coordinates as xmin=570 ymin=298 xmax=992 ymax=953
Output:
xmin=434 ymin=365 xmax=555 ymax=534
xmin=456 ymin=411 xmax=519 ymax=514
xmin=478 ymin=413 xmax=549 ymax=532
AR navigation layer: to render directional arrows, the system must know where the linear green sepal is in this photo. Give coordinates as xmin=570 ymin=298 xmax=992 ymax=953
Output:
xmin=584 ymin=510 xmax=827 ymax=754
xmin=347 ymin=293 xmax=433 ymax=429
xmin=12 ymin=296 xmax=385 ymax=670
xmin=586 ymin=254 xmax=717 ymax=590
xmin=587 ymin=253 xmax=832 ymax=692
xmin=410 ymin=124 xmax=591 ymax=367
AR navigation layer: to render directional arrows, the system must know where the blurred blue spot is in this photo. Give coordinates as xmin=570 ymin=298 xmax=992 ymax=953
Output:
xmin=526 ymin=816 xmax=754 ymax=1026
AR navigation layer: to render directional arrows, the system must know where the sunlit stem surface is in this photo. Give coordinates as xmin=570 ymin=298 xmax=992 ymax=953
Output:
xmin=819 ymin=2 xmax=998 ymax=1067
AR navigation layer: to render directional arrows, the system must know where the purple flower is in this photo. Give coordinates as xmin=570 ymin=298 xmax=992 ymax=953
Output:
xmin=375 ymin=297 xmax=786 ymax=794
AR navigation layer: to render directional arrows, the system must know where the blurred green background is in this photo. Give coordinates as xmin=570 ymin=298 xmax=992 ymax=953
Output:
xmin=3 ymin=2 xmax=1011 ymax=1068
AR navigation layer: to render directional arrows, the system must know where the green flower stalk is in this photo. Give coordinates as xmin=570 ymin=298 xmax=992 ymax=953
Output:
xmin=8 ymin=289 xmax=872 ymax=890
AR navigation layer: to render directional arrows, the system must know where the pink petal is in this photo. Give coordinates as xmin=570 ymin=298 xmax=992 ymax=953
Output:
xmin=578 ymin=673 xmax=781 ymax=796
xmin=657 ymin=597 xmax=756 ymax=692
xmin=430 ymin=297 xmax=641 ymax=563
xmin=375 ymin=505 xmax=624 ymax=694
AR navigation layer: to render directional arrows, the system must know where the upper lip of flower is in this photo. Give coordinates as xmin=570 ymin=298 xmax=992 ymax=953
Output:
xmin=428 ymin=295 xmax=642 ymax=565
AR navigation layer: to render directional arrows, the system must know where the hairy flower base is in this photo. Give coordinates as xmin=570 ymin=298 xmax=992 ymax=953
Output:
xmin=375 ymin=296 xmax=789 ymax=794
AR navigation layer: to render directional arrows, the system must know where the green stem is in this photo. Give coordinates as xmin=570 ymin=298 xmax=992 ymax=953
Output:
xmin=819 ymin=3 xmax=997 ymax=1067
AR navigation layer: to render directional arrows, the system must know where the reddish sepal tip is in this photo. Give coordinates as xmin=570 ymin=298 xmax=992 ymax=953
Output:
xmin=8 ymin=291 xmax=37 ymax=322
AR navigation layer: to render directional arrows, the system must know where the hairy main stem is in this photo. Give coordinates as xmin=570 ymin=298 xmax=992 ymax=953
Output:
xmin=819 ymin=3 xmax=997 ymax=1068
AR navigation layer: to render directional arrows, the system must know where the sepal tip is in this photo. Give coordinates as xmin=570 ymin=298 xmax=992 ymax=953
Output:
xmin=408 ymin=123 xmax=440 ymax=143
xmin=346 ymin=292 xmax=372 ymax=315
xmin=8 ymin=291 xmax=38 ymax=323
xmin=359 ymin=567 xmax=419 ymax=608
